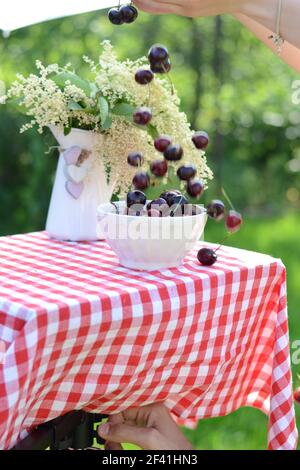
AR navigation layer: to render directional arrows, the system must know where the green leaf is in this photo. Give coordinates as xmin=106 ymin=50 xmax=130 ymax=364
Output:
xmin=67 ymin=100 xmax=83 ymax=111
xmin=101 ymin=114 xmax=112 ymax=130
xmin=90 ymin=83 xmax=98 ymax=99
xmin=98 ymin=96 xmax=109 ymax=125
xmin=111 ymin=102 xmax=159 ymax=138
xmin=147 ymin=124 xmax=159 ymax=140
xmin=111 ymin=102 xmax=135 ymax=117
xmin=52 ymin=72 xmax=91 ymax=96
xmin=64 ymin=124 xmax=72 ymax=136
xmin=8 ymin=97 xmax=28 ymax=114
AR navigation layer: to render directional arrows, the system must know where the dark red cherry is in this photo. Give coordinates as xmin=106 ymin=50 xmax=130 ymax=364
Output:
xmin=150 ymin=159 xmax=168 ymax=177
xmin=146 ymin=198 xmax=167 ymax=210
xmin=186 ymin=179 xmax=205 ymax=199
xmin=133 ymin=107 xmax=152 ymax=126
xmin=147 ymin=198 xmax=169 ymax=217
xmin=294 ymin=387 xmax=300 ymax=405
xmin=154 ymin=135 xmax=172 ymax=153
xmin=192 ymin=131 xmax=209 ymax=150
xmin=133 ymin=171 xmax=150 ymax=190
xmin=127 ymin=205 xmax=145 ymax=216
xmin=197 ymin=248 xmax=217 ymax=266
xmin=164 ymin=144 xmax=183 ymax=162
xmin=135 ymin=69 xmax=154 ymax=85
xmin=150 ymin=59 xmax=171 ymax=74
xmin=185 ymin=204 xmax=203 ymax=216
xmin=108 ymin=8 xmax=124 ymax=25
xmin=177 ymin=164 xmax=196 ymax=181
xmin=127 ymin=151 xmax=144 ymax=167
xmin=160 ymin=190 xmax=182 ymax=207
xmin=169 ymin=194 xmax=188 ymax=217
xmin=127 ymin=190 xmax=146 ymax=208
xmin=225 ymin=210 xmax=243 ymax=233
xmin=148 ymin=208 xmax=161 ymax=218
xmin=206 ymin=200 xmax=225 ymax=221
xmin=120 ymin=5 xmax=138 ymax=23
xmin=148 ymin=44 xmax=169 ymax=63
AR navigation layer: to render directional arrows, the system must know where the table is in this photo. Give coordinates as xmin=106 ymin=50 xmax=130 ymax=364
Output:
xmin=0 ymin=232 xmax=298 ymax=450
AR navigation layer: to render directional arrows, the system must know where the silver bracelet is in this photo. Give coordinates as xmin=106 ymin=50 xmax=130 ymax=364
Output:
xmin=269 ymin=0 xmax=284 ymax=54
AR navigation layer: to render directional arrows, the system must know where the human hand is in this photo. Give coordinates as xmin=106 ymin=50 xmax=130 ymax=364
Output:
xmin=133 ymin=0 xmax=243 ymax=18
xmin=98 ymin=403 xmax=193 ymax=450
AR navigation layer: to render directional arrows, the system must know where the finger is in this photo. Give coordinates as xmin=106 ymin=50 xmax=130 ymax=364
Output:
xmin=122 ymin=403 xmax=167 ymax=427
xmin=108 ymin=411 xmax=140 ymax=427
xmin=108 ymin=413 xmax=124 ymax=425
xmin=98 ymin=422 xmax=160 ymax=449
xmin=105 ymin=441 xmax=123 ymax=451
xmin=133 ymin=0 xmax=185 ymax=15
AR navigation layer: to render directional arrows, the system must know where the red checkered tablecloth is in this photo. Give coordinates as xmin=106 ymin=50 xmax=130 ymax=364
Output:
xmin=0 ymin=232 xmax=297 ymax=450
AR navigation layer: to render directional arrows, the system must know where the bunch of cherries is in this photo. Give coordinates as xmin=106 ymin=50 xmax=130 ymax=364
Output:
xmin=128 ymin=131 xmax=208 ymax=199
xmin=197 ymin=203 xmax=243 ymax=266
xmin=126 ymin=44 xmax=242 ymax=266
xmin=128 ymin=44 xmax=210 ymax=200
xmin=132 ymin=44 xmax=173 ymax=131
xmin=108 ymin=2 xmax=138 ymax=25
xmin=111 ymin=40 xmax=243 ymax=266
xmin=125 ymin=187 xmax=242 ymax=266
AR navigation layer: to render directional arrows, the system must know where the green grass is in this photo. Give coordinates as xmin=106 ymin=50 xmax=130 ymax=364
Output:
xmin=181 ymin=211 xmax=300 ymax=450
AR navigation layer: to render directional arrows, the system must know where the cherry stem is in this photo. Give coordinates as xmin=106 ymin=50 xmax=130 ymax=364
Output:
xmin=147 ymin=83 xmax=151 ymax=107
xmin=214 ymin=233 xmax=232 ymax=253
xmin=111 ymin=201 xmax=120 ymax=214
xmin=172 ymin=195 xmax=184 ymax=216
xmin=222 ymin=187 xmax=235 ymax=211
xmin=162 ymin=64 xmax=175 ymax=95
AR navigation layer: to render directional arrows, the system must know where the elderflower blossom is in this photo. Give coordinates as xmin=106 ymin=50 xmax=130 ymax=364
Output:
xmin=3 ymin=41 xmax=213 ymax=194
xmin=93 ymin=41 xmax=212 ymax=189
xmin=95 ymin=116 xmax=155 ymax=196
xmin=5 ymin=60 xmax=98 ymax=133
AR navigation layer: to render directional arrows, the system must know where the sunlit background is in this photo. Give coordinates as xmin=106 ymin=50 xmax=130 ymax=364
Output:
xmin=0 ymin=6 xmax=299 ymax=449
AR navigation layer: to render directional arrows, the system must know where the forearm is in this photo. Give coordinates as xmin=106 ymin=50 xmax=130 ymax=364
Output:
xmin=240 ymin=0 xmax=300 ymax=49
xmin=234 ymin=11 xmax=300 ymax=72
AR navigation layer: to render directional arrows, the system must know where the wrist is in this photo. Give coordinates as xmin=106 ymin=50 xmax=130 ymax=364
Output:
xmin=240 ymin=0 xmax=278 ymax=30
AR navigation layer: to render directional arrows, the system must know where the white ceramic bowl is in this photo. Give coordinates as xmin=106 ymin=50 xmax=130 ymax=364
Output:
xmin=97 ymin=201 xmax=207 ymax=271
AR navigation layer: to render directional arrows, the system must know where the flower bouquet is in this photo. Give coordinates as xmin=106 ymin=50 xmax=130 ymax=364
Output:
xmin=1 ymin=41 xmax=212 ymax=241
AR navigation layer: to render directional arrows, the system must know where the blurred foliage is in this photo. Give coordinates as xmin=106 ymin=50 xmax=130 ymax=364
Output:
xmin=0 ymin=10 xmax=300 ymax=234
xmin=0 ymin=9 xmax=299 ymax=449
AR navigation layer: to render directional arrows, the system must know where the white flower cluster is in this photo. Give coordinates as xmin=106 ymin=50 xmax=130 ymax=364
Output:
xmin=92 ymin=41 xmax=213 ymax=191
xmin=2 ymin=59 xmax=98 ymax=133
xmin=96 ymin=116 xmax=155 ymax=196
xmin=2 ymin=41 xmax=213 ymax=194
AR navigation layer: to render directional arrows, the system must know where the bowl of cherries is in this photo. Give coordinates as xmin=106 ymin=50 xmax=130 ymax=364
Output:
xmin=98 ymin=190 xmax=208 ymax=271
xmin=98 ymin=186 xmax=242 ymax=271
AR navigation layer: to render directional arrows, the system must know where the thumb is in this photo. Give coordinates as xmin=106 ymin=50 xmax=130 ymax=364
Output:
xmin=98 ymin=422 xmax=160 ymax=450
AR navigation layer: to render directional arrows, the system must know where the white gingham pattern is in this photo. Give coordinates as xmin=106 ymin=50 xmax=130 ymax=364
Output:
xmin=0 ymin=232 xmax=297 ymax=449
